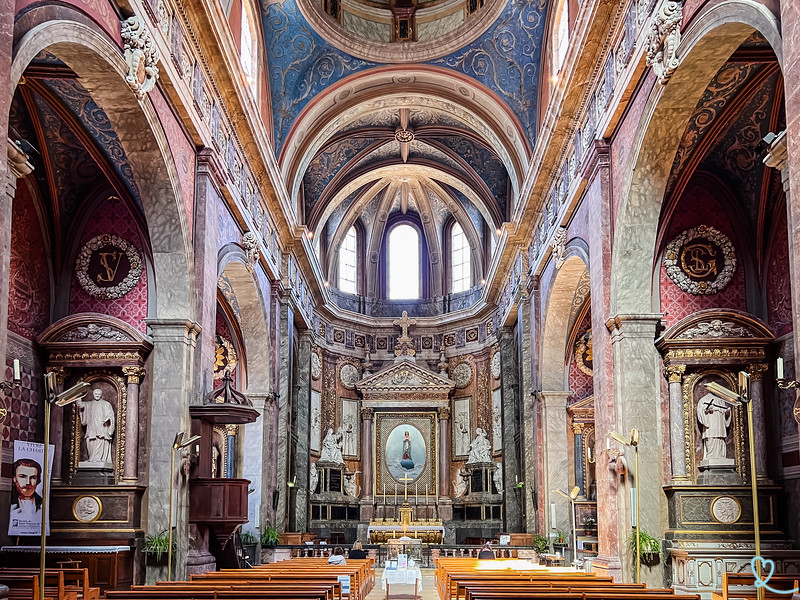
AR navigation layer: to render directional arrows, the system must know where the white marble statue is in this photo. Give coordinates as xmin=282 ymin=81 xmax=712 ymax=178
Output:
xmin=452 ymin=467 xmax=468 ymax=498
xmin=466 ymin=428 xmax=492 ymax=464
xmin=493 ymin=462 xmax=503 ymax=494
xmin=697 ymin=393 xmax=733 ymax=461
xmin=339 ymin=415 xmax=357 ymax=457
xmin=344 ymin=473 xmax=358 ymax=497
xmin=309 ymin=461 xmax=319 ymax=494
xmin=77 ymin=388 xmax=115 ymax=464
xmin=320 ymin=427 xmax=344 ymax=464
xmin=455 ymin=411 xmax=471 ymax=457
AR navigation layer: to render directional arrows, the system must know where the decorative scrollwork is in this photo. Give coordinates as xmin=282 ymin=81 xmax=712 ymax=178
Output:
xmin=75 ymin=234 xmax=143 ymax=299
xmin=121 ymin=16 xmax=160 ymax=98
xmin=645 ymin=0 xmax=683 ymax=84
xmin=664 ymin=225 xmax=736 ymax=295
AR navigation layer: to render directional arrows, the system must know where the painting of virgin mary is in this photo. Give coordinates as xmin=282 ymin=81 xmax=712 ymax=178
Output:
xmin=386 ymin=424 xmax=425 ymax=482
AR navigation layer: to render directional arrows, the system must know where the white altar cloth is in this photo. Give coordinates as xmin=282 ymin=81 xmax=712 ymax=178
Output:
xmin=381 ymin=566 xmax=423 ymax=592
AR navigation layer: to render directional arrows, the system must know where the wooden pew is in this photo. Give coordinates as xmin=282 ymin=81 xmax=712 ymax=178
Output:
xmin=0 ymin=569 xmax=98 ymax=600
xmin=711 ymin=573 xmax=799 ymax=600
xmin=0 ymin=571 xmax=77 ymax=600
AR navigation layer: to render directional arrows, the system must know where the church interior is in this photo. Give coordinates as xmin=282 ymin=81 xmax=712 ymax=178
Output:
xmin=1 ymin=0 xmax=800 ymax=597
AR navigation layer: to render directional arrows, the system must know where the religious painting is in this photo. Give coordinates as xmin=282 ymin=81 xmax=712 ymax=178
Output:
xmin=339 ymin=398 xmax=359 ymax=459
xmin=310 ymin=390 xmax=321 ymax=454
xmin=492 ymin=388 xmax=503 ymax=453
xmin=452 ymin=397 xmax=472 ymax=459
xmin=375 ymin=412 xmax=436 ymax=497
xmin=683 ymin=370 xmax=746 ymax=483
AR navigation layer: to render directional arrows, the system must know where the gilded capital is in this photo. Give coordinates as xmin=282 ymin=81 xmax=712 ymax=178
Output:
xmin=46 ymin=366 xmax=69 ymax=383
xmin=438 ymin=406 xmax=451 ymax=420
xmin=748 ymin=363 xmax=768 ymax=381
xmin=360 ymin=406 xmax=374 ymax=419
xmin=572 ymin=422 xmax=584 ymax=435
xmin=122 ymin=365 xmax=146 ymax=384
xmin=664 ymin=364 xmax=686 ymax=383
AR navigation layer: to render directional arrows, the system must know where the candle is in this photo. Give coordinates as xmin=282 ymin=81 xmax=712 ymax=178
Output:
xmin=395 ymin=483 xmax=398 ymax=505
xmin=383 ymin=483 xmax=386 ymax=505
xmin=12 ymin=359 xmax=20 ymax=382
xmin=777 ymin=357 xmax=785 ymax=380
xmin=415 ymin=483 xmax=418 ymax=498
xmin=606 ymin=437 xmax=610 ymax=451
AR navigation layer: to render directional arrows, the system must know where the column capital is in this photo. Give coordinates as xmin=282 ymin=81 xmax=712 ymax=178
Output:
xmin=571 ymin=422 xmax=585 ymax=434
xmin=122 ymin=365 xmax=146 ymax=384
xmin=360 ymin=406 xmax=374 ymax=420
xmin=438 ymin=406 xmax=451 ymax=420
xmin=763 ymin=130 xmax=787 ymax=171
xmin=748 ymin=363 xmax=768 ymax=381
xmin=663 ymin=364 xmax=686 ymax=383
xmin=539 ymin=390 xmax=571 ymax=409
xmin=45 ymin=366 xmax=69 ymax=383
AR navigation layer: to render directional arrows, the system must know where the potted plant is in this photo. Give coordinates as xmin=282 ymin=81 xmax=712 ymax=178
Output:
xmin=629 ymin=530 xmax=661 ymax=566
xmin=532 ymin=533 xmax=549 ymax=559
xmin=553 ymin=530 xmax=569 ymax=549
xmin=143 ymin=530 xmax=175 ymax=565
xmin=241 ymin=530 xmax=259 ymax=565
xmin=582 ymin=516 xmax=597 ymax=536
xmin=261 ymin=525 xmax=280 ymax=547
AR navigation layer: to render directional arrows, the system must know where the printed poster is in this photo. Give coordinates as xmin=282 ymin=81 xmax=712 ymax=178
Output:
xmin=9 ymin=440 xmax=53 ymax=536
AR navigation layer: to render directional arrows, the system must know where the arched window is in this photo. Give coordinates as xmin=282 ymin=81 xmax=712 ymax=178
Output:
xmin=552 ymin=0 xmax=569 ymax=74
xmin=388 ymin=224 xmax=420 ymax=299
xmin=451 ymin=222 xmax=471 ymax=293
xmin=240 ymin=3 xmax=258 ymax=98
xmin=338 ymin=226 xmax=358 ymax=294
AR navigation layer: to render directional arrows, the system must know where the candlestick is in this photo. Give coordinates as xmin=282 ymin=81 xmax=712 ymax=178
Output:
xmin=415 ymin=483 xmax=418 ymax=500
xmin=383 ymin=482 xmax=386 ymax=505
xmin=12 ymin=359 xmax=20 ymax=381
xmin=778 ymin=357 xmax=784 ymax=380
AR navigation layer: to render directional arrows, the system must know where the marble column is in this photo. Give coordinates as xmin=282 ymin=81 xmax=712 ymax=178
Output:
xmin=517 ymin=286 xmax=538 ymax=530
xmin=46 ymin=367 xmax=68 ymax=482
xmin=290 ymin=332 xmax=312 ymax=533
xmin=499 ymin=327 xmax=523 ymax=531
xmin=122 ymin=366 xmax=145 ymax=483
xmin=438 ymin=406 xmax=450 ymax=497
xmin=572 ymin=423 xmax=585 ymax=498
xmin=606 ymin=314 xmax=664 ymax=587
xmin=243 ymin=393 xmax=269 ymax=532
xmin=0 ymin=143 xmax=33 ymax=370
xmin=665 ymin=365 xmax=688 ymax=483
xmin=143 ymin=319 xmax=200 ymax=582
xmin=748 ymin=364 xmax=769 ymax=481
xmin=361 ymin=407 xmax=374 ymax=498
xmin=275 ymin=299 xmax=293 ymax=531
xmin=540 ymin=391 xmax=571 ymax=536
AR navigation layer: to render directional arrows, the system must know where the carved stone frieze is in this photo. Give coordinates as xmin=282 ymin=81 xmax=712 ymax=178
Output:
xmin=645 ymin=0 xmax=683 ymax=84
xmin=551 ymin=226 xmax=567 ymax=269
xmin=58 ymin=324 xmax=133 ymax=342
xmin=242 ymin=231 xmax=259 ymax=271
xmin=121 ymin=16 xmax=160 ymax=98
xmin=676 ymin=320 xmax=754 ymax=340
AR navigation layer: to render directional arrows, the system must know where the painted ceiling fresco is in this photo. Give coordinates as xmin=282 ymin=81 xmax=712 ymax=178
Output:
xmin=261 ymin=0 xmax=546 ymax=153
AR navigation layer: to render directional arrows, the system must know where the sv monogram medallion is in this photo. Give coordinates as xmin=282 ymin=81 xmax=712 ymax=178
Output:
xmin=76 ymin=234 xmax=143 ymax=299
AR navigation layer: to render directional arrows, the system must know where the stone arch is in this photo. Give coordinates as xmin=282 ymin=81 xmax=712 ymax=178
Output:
xmin=11 ymin=20 xmax=194 ymax=319
xmin=541 ymin=249 xmax=590 ymax=391
xmin=610 ymin=0 xmax=782 ymax=316
xmin=218 ymin=246 xmax=271 ymax=394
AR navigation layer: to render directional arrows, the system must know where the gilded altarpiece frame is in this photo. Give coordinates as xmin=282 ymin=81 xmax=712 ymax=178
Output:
xmin=68 ymin=371 xmax=126 ymax=484
xmin=375 ymin=412 xmax=437 ymax=495
xmin=682 ymin=369 xmax=747 ymax=484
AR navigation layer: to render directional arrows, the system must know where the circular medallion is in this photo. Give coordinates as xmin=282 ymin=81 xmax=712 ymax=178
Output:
xmin=75 ymin=234 xmax=143 ymax=299
xmin=452 ymin=362 xmax=473 ymax=388
xmin=575 ymin=330 xmax=593 ymax=376
xmin=311 ymin=351 xmax=321 ymax=380
xmin=72 ymin=495 xmax=102 ymax=523
xmin=664 ymin=225 xmax=736 ymax=295
xmin=214 ymin=335 xmax=238 ymax=379
xmin=339 ymin=363 xmax=360 ymax=389
xmin=491 ymin=352 xmax=501 ymax=379
xmin=710 ymin=496 xmax=741 ymax=524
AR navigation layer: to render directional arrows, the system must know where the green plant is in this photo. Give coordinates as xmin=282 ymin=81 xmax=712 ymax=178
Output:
xmin=554 ymin=530 xmax=568 ymax=545
xmin=261 ymin=525 xmax=280 ymax=547
xmin=532 ymin=534 xmax=549 ymax=554
xmin=628 ymin=530 xmax=661 ymax=561
xmin=241 ymin=530 xmax=258 ymax=545
xmin=582 ymin=516 xmax=596 ymax=529
xmin=144 ymin=530 xmax=175 ymax=561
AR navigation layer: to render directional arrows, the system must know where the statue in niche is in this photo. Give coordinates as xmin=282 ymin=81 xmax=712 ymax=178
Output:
xmin=309 ymin=461 xmax=319 ymax=494
xmin=697 ymin=392 xmax=733 ymax=462
xmin=339 ymin=415 xmax=357 ymax=457
xmin=452 ymin=467 xmax=468 ymax=498
xmin=466 ymin=428 xmax=492 ymax=464
xmin=455 ymin=411 xmax=471 ymax=457
xmin=77 ymin=388 xmax=115 ymax=464
xmin=320 ymin=427 xmax=344 ymax=464
xmin=344 ymin=473 xmax=358 ymax=497
xmin=493 ymin=462 xmax=503 ymax=494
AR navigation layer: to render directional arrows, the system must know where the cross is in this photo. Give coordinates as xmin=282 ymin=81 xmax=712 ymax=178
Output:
xmin=393 ymin=311 xmax=417 ymax=340
xmin=399 ymin=473 xmax=413 ymax=501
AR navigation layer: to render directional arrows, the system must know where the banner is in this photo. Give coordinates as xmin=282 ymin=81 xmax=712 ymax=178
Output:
xmin=9 ymin=440 xmax=53 ymax=536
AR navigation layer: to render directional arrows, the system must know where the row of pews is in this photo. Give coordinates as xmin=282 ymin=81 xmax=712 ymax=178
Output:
xmin=434 ymin=558 xmax=701 ymax=600
xmin=105 ymin=558 xmax=376 ymax=600
xmin=0 ymin=568 xmax=99 ymax=600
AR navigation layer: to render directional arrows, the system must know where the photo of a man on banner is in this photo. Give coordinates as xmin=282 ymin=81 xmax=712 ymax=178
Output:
xmin=9 ymin=440 xmax=53 ymax=536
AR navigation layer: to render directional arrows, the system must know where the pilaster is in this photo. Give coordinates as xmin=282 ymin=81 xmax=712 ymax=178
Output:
xmin=290 ymin=331 xmax=312 ymax=532
xmin=540 ymin=391 xmax=571 ymax=537
xmin=499 ymin=327 xmax=522 ymax=531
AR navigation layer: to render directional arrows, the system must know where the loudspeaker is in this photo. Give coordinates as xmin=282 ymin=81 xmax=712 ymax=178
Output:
xmin=272 ymin=489 xmax=280 ymax=510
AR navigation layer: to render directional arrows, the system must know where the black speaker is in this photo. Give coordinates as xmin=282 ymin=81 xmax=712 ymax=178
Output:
xmin=272 ymin=489 xmax=280 ymax=510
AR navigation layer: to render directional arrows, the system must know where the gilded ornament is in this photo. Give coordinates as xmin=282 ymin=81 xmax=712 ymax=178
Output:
xmin=574 ymin=330 xmax=593 ymax=376
xmin=75 ymin=235 xmax=144 ymax=300
xmin=664 ymin=225 xmax=736 ymax=295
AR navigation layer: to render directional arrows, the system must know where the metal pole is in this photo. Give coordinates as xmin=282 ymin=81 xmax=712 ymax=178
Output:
xmin=39 ymin=400 xmax=51 ymax=600
xmin=571 ymin=498 xmax=577 ymax=567
xmin=746 ymin=400 xmax=762 ymax=600
xmin=635 ymin=445 xmax=640 ymax=585
xmin=168 ymin=445 xmax=176 ymax=581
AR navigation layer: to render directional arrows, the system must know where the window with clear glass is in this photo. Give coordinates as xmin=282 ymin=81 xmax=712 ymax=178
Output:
xmin=388 ymin=224 xmax=420 ymax=299
xmin=553 ymin=0 xmax=569 ymax=73
xmin=451 ymin=222 xmax=471 ymax=293
xmin=338 ymin=227 xmax=358 ymax=294
xmin=240 ymin=5 xmax=258 ymax=98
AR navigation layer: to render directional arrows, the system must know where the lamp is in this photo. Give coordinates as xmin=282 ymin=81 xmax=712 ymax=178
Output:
xmin=40 ymin=373 xmax=90 ymax=600
xmin=608 ymin=428 xmax=640 ymax=583
xmin=776 ymin=357 xmax=800 ymax=389
xmin=555 ymin=486 xmax=580 ymax=566
xmin=168 ymin=432 xmax=201 ymax=581
xmin=704 ymin=373 xmax=761 ymax=600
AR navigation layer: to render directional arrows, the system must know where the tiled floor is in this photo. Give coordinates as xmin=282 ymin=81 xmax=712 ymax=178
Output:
xmin=367 ymin=569 xmax=438 ymax=600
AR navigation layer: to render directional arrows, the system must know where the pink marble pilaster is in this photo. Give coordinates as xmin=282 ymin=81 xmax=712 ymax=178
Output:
xmin=360 ymin=407 xmax=374 ymax=498
xmin=122 ymin=366 xmax=145 ymax=482
xmin=438 ymin=407 xmax=450 ymax=498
